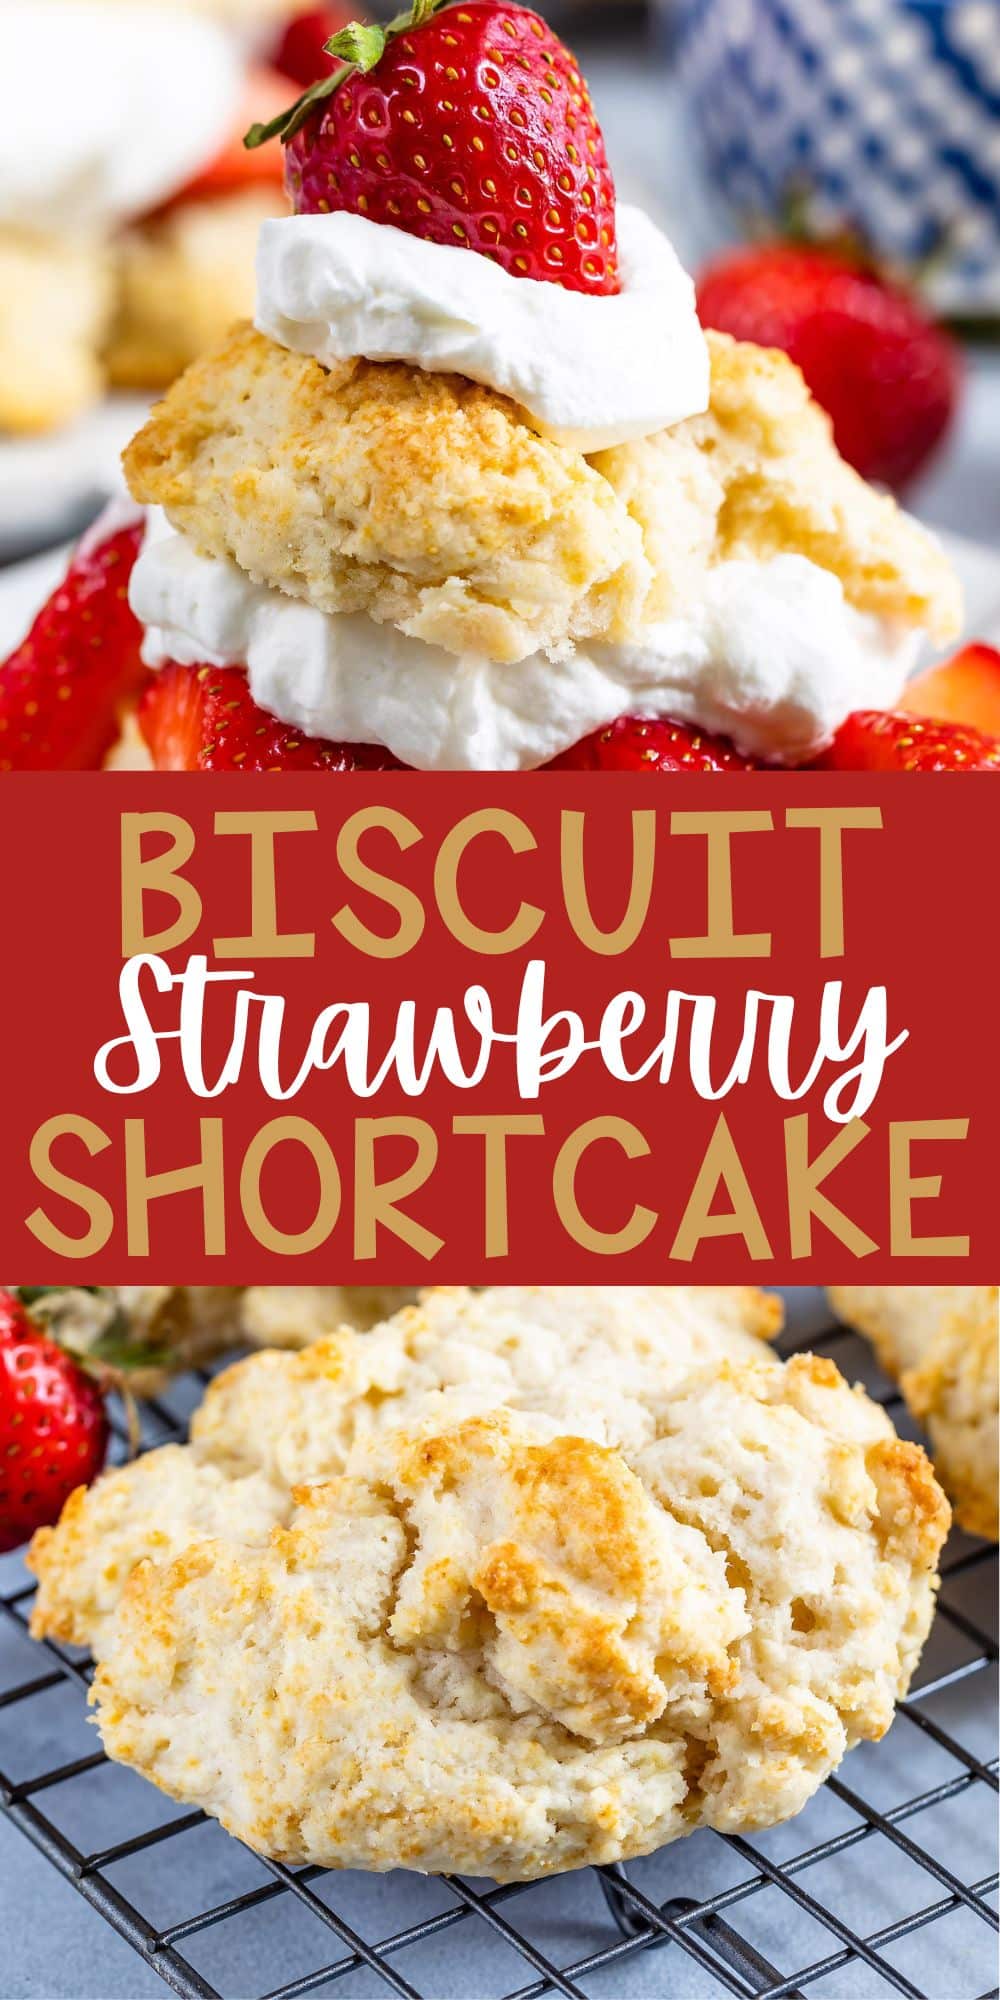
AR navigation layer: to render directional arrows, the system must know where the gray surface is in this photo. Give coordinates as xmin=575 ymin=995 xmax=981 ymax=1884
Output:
xmin=0 ymin=1813 xmax=164 ymax=1997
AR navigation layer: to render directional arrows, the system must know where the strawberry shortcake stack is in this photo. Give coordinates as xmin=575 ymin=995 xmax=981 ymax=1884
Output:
xmin=4 ymin=0 xmax=999 ymax=772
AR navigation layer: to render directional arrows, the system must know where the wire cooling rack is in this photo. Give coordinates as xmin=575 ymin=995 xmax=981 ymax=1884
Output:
xmin=1 ymin=1293 xmax=997 ymax=2000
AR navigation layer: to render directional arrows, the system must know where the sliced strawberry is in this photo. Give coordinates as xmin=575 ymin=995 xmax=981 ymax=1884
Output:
xmin=252 ymin=0 xmax=619 ymax=295
xmin=904 ymin=643 xmax=1000 ymax=739
xmin=0 ymin=509 xmax=148 ymax=771
xmin=140 ymin=661 xmax=407 ymax=770
xmin=0 ymin=1291 xmax=108 ymax=1554
xmin=814 ymin=708 xmax=1000 ymax=772
xmin=272 ymin=7 xmax=355 ymax=86
xmin=546 ymin=715 xmax=758 ymax=772
xmin=175 ymin=68 xmax=290 ymax=206
xmin=696 ymin=244 xmax=959 ymax=492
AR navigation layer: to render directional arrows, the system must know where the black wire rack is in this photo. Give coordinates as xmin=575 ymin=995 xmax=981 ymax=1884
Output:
xmin=1 ymin=1297 xmax=997 ymax=2000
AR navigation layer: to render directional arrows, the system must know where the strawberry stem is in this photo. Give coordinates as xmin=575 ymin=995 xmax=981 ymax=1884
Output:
xmin=15 ymin=1285 xmax=99 ymax=1305
xmin=10 ymin=1287 xmax=169 ymax=1378
xmin=244 ymin=0 xmax=458 ymax=148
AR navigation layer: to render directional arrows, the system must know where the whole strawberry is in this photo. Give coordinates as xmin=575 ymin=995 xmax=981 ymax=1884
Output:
xmin=272 ymin=7 xmax=354 ymax=86
xmin=0 ymin=1292 xmax=109 ymax=1555
xmin=251 ymin=0 xmax=619 ymax=294
xmin=696 ymin=245 xmax=959 ymax=492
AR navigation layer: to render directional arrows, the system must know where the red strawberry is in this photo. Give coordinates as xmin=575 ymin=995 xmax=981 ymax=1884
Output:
xmin=272 ymin=7 xmax=355 ymax=86
xmin=140 ymin=661 xmax=408 ymax=770
xmin=696 ymin=245 xmax=959 ymax=492
xmin=251 ymin=0 xmax=619 ymax=294
xmin=905 ymin=643 xmax=1000 ymax=740
xmin=814 ymin=709 xmax=1000 ymax=772
xmin=546 ymin=715 xmax=758 ymax=772
xmin=0 ymin=509 xmax=148 ymax=771
xmin=0 ymin=1292 xmax=108 ymax=1555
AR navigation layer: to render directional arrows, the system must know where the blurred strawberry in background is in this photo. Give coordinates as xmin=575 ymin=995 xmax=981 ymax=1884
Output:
xmin=176 ymin=66 xmax=290 ymax=206
xmin=272 ymin=7 xmax=355 ymax=86
xmin=696 ymin=244 xmax=961 ymax=493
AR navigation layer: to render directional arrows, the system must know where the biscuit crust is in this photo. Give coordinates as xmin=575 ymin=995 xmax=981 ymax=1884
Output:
xmin=594 ymin=332 xmax=961 ymax=640
xmin=240 ymin=1285 xmax=420 ymax=1348
xmin=123 ymin=324 xmax=652 ymax=664
xmin=29 ymin=1285 xmax=422 ymax=1397
xmin=829 ymin=1287 xmax=998 ymax=1539
xmin=0 ymin=230 xmax=113 ymax=434
xmin=30 ymin=1286 xmax=946 ymax=1881
xmin=123 ymin=324 xmax=959 ymax=663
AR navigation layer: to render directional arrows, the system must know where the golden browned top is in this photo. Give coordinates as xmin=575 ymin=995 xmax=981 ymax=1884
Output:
xmin=829 ymin=1288 xmax=998 ymax=1539
xmin=124 ymin=322 xmax=651 ymax=664
xmin=595 ymin=331 xmax=961 ymax=640
xmin=123 ymin=324 xmax=960 ymax=665
xmin=29 ymin=1285 xmax=948 ymax=1882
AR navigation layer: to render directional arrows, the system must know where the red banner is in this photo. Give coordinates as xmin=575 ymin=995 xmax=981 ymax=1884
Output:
xmin=0 ymin=773 xmax=995 ymax=1280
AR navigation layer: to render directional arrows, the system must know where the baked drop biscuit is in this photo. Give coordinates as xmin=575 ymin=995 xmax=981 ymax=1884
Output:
xmin=829 ymin=1287 xmax=998 ymax=1539
xmin=30 ymin=1286 xmax=947 ymax=1881
xmin=123 ymin=326 xmax=960 ymax=667
xmin=0 ymin=231 xmax=114 ymax=435
xmin=107 ymin=189 xmax=288 ymax=391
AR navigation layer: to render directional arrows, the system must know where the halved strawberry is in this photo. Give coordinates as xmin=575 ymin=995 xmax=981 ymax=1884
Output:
xmin=904 ymin=643 xmax=1000 ymax=740
xmin=0 ymin=509 xmax=148 ymax=771
xmin=814 ymin=708 xmax=1000 ymax=772
xmin=546 ymin=715 xmax=758 ymax=771
xmin=140 ymin=661 xmax=407 ymax=770
xmin=696 ymin=244 xmax=959 ymax=492
xmin=249 ymin=0 xmax=619 ymax=295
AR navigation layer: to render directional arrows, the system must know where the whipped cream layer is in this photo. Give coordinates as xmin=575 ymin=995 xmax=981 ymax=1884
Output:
xmin=254 ymin=205 xmax=710 ymax=452
xmin=132 ymin=529 xmax=918 ymax=769
xmin=0 ymin=4 xmax=242 ymax=234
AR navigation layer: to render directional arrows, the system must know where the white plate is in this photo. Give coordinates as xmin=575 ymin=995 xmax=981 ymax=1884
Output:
xmin=0 ymin=395 xmax=150 ymax=566
xmin=0 ymin=541 xmax=76 ymax=656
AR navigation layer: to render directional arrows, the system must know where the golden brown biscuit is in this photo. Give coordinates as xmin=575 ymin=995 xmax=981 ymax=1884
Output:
xmin=829 ymin=1287 xmax=998 ymax=1539
xmin=28 ymin=1287 xmax=782 ymax=1647
xmin=123 ymin=323 xmax=652 ymax=664
xmin=25 ymin=1285 xmax=423 ymax=1395
xmin=106 ymin=188 xmax=287 ymax=392
xmin=30 ymin=1286 xmax=946 ymax=1881
xmin=123 ymin=324 xmax=959 ymax=665
xmin=240 ymin=1285 xmax=420 ymax=1347
xmin=594 ymin=332 xmax=961 ymax=641
xmin=0 ymin=230 xmax=113 ymax=434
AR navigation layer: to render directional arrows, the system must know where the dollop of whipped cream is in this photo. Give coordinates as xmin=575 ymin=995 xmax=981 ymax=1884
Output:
xmin=0 ymin=4 xmax=243 ymax=234
xmin=132 ymin=528 xmax=918 ymax=769
xmin=254 ymin=205 xmax=710 ymax=452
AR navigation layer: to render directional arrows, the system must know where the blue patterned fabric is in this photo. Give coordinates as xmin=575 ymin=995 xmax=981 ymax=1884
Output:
xmin=673 ymin=0 xmax=1000 ymax=311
